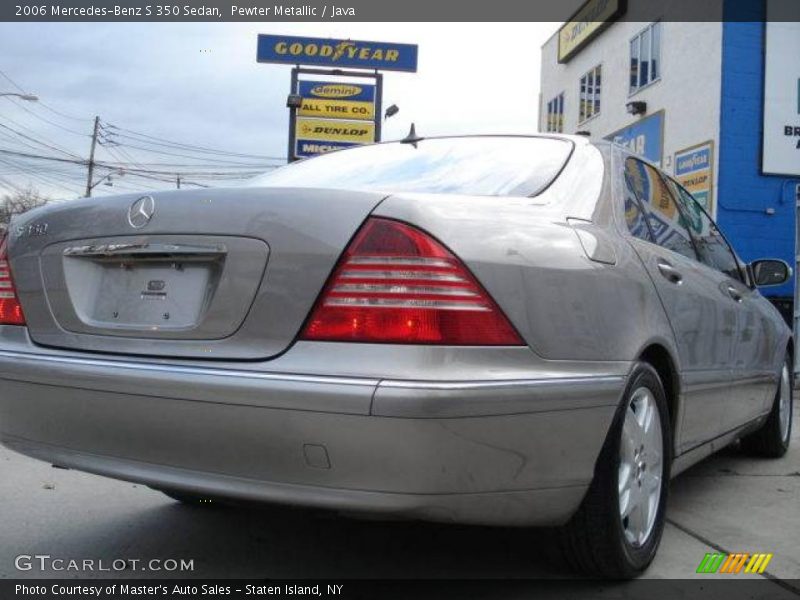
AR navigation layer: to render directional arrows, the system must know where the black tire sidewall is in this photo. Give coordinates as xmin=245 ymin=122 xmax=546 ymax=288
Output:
xmin=776 ymin=356 xmax=793 ymax=449
xmin=608 ymin=363 xmax=672 ymax=574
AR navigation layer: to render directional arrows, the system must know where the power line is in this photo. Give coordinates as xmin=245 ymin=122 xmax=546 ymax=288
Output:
xmin=0 ymin=155 xmax=84 ymax=194
xmin=0 ymin=121 xmax=85 ymax=159
xmin=105 ymin=124 xmax=284 ymax=161
xmin=6 ymin=97 xmax=89 ymax=136
xmin=36 ymin=102 xmax=92 ymax=123
xmin=0 ymin=68 xmax=25 ymax=93
xmin=0 ymin=148 xmax=87 ymax=165
xmin=103 ymin=139 xmax=282 ymax=166
xmin=0 ymin=68 xmax=90 ymax=123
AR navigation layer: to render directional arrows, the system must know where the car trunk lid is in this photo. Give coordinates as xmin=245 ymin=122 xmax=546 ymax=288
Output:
xmin=8 ymin=187 xmax=388 ymax=360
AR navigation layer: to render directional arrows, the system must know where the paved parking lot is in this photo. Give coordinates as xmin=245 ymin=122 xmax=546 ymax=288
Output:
xmin=1 ymin=412 xmax=797 ymax=588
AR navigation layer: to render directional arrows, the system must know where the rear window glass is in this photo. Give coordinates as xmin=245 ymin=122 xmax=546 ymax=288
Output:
xmin=248 ymin=137 xmax=573 ymax=197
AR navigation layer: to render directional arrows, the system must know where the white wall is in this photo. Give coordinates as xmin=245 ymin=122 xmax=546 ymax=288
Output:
xmin=539 ymin=21 xmax=723 ymax=213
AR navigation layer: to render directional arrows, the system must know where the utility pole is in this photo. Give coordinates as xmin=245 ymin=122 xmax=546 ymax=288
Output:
xmin=85 ymin=116 xmax=100 ymax=197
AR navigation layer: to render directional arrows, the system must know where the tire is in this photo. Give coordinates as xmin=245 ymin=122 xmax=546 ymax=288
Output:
xmin=741 ymin=355 xmax=793 ymax=458
xmin=560 ymin=362 xmax=672 ymax=579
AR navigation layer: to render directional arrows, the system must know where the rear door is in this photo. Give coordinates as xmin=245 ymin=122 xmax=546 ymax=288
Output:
xmin=622 ymin=157 xmax=737 ymax=451
xmin=665 ymin=178 xmax=779 ymax=430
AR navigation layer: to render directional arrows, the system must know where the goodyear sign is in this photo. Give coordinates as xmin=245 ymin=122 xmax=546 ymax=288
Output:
xmin=296 ymin=118 xmax=375 ymax=144
xmin=298 ymin=80 xmax=375 ymax=121
xmin=558 ymin=0 xmax=625 ymax=63
xmin=257 ymin=34 xmax=418 ymax=72
xmin=674 ymin=141 xmax=714 ymax=212
xmin=605 ymin=111 xmax=665 ymax=165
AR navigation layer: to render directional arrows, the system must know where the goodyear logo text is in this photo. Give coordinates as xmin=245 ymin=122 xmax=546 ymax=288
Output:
xmin=257 ymin=34 xmax=418 ymax=72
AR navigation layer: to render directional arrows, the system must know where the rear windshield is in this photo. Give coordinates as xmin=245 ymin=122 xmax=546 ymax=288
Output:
xmin=248 ymin=136 xmax=572 ymax=197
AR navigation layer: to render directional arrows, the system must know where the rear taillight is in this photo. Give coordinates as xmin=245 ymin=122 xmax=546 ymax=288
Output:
xmin=301 ymin=218 xmax=523 ymax=345
xmin=0 ymin=234 xmax=25 ymax=326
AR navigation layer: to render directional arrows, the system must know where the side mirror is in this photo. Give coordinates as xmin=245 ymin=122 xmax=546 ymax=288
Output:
xmin=750 ymin=259 xmax=792 ymax=287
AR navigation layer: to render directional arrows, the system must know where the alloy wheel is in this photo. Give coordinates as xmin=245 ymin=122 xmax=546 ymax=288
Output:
xmin=618 ymin=387 xmax=664 ymax=547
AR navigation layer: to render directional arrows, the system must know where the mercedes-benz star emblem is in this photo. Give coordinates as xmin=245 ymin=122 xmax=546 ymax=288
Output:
xmin=128 ymin=196 xmax=155 ymax=229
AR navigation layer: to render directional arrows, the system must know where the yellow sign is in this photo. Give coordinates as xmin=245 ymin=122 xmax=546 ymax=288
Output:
xmin=558 ymin=0 xmax=622 ymax=62
xmin=296 ymin=118 xmax=375 ymax=144
xmin=307 ymin=84 xmax=364 ymax=99
xmin=674 ymin=141 xmax=714 ymax=213
xmin=299 ymin=98 xmax=375 ymax=120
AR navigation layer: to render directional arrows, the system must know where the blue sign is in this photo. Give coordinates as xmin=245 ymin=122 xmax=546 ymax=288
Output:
xmin=675 ymin=146 xmax=711 ymax=177
xmin=605 ymin=111 xmax=664 ymax=164
xmin=257 ymin=34 xmax=418 ymax=72
xmin=295 ymin=139 xmax=359 ymax=158
xmin=298 ymin=80 xmax=375 ymax=103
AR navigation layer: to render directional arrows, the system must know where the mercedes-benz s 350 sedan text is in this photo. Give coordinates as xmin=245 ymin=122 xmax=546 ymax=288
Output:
xmin=0 ymin=135 xmax=793 ymax=577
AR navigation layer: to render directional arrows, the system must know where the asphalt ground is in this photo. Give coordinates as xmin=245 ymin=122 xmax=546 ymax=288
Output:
xmin=1 ymin=411 xmax=797 ymax=593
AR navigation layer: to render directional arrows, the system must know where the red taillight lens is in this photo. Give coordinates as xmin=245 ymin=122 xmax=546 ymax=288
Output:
xmin=301 ymin=218 xmax=523 ymax=345
xmin=0 ymin=234 xmax=25 ymax=326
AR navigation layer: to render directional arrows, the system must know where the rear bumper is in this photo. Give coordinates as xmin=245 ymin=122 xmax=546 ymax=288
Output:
xmin=0 ymin=334 xmax=627 ymax=526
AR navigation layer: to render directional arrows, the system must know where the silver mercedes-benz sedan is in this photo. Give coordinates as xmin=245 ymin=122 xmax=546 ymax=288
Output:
xmin=0 ymin=135 xmax=793 ymax=577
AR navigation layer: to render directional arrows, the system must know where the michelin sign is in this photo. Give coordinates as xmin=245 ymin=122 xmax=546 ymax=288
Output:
xmin=257 ymin=34 xmax=418 ymax=72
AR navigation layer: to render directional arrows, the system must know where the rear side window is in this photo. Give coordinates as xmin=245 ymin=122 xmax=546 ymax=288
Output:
xmin=623 ymin=175 xmax=653 ymax=242
xmin=249 ymin=137 xmax=573 ymax=197
xmin=624 ymin=158 xmax=697 ymax=261
xmin=666 ymin=179 xmax=743 ymax=282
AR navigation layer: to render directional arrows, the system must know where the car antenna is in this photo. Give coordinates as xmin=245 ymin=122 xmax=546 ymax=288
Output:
xmin=400 ymin=123 xmax=424 ymax=147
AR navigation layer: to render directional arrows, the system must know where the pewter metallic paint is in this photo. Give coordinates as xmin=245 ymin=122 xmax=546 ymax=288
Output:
xmin=0 ymin=135 xmax=790 ymax=526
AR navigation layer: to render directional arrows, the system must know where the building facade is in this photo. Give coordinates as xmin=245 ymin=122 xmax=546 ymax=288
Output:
xmin=539 ymin=0 xmax=800 ymax=326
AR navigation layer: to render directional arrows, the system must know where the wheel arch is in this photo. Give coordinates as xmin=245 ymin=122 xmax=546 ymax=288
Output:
xmin=637 ymin=343 xmax=681 ymax=442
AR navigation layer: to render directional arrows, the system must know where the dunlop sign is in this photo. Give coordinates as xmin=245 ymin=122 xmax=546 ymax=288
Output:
xmin=674 ymin=141 xmax=714 ymax=213
xmin=296 ymin=118 xmax=376 ymax=144
xmin=257 ymin=34 xmax=418 ymax=72
xmin=298 ymin=80 xmax=376 ymax=120
xmin=558 ymin=0 xmax=625 ymax=63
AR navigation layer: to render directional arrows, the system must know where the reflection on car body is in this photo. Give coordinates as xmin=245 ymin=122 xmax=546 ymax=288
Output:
xmin=0 ymin=135 xmax=792 ymax=578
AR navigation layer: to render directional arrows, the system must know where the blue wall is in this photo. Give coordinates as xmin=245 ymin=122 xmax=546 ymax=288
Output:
xmin=718 ymin=5 xmax=799 ymax=300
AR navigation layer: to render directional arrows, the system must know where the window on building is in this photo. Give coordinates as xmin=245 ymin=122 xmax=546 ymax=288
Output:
xmin=630 ymin=22 xmax=661 ymax=93
xmin=545 ymin=92 xmax=564 ymax=133
xmin=579 ymin=65 xmax=602 ymax=123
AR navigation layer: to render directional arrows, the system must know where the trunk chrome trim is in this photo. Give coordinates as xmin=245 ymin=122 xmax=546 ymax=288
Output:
xmin=0 ymin=349 xmax=378 ymax=388
xmin=380 ymin=375 xmax=625 ymax=390
xmin=0 ymin=349 xmax=624 ymax=392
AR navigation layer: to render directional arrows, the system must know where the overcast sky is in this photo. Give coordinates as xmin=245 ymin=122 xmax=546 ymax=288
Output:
xmin=0 ymin=22 xmax=560 ymax=198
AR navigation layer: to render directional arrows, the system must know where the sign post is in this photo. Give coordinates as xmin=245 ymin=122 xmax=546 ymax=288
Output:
xmin=257 ymin=34 xmax=417 ymax=162
xmin=287 ymin=67 xmax=381 ymax=162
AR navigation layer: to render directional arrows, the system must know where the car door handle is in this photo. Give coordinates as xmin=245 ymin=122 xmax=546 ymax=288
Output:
xmin=656 ymin=260 xmax=683 ymax=284
xmin=727 ymin=285 xmax=743 ymax=303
